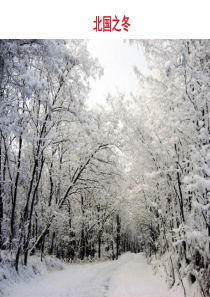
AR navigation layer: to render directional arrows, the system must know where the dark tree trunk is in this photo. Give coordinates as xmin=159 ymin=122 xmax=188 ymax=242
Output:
xmin=116 ymin=214 xmax=120 ymax=259
xmin=49 ymin=232 xmax=55 ymax=255
xmin=0 ymin=52 xmax=4 ymax=250
xmin=0 ymin=132 xmax=3 ymax=250
xmin=98 ymin=231 xmax=101 ymax=259
xmin=15 ymin=246 xmax=21 ymax=271
xmin=41 ymin=236 xmax=45 ymax=262
xmin=11 ymin=135 xmax=22 ymax=240
xmin=0 ymin=54 xmax=4 ymax=94
xmin=80 ymin=228 xmax=85 ymax=260
xmin=80 ymin=194 xmax=85 ymax=261
xmin=24 ymin=154 xmax=44 ymax=266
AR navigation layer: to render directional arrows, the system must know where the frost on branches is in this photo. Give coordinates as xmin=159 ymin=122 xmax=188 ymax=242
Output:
xmin=0 ymin=39 xmax=122 ymax=276
xmin=0 ymin=39 xmax=210 ymax=297
xmin=109 ymin=40 xmax=210 ymax=297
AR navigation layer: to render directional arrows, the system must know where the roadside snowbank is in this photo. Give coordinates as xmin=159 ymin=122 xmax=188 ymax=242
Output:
xmin=0 ymin=252 xmax=65 ymax=296
xmin=150 ymin=252 xmax=202 ymax=297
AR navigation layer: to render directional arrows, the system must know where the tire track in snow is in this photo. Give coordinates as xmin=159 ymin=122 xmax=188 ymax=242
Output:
xmin=69 ymin=261 xmax=120 ymax=297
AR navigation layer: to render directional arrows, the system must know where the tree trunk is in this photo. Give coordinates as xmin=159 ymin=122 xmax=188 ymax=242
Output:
xmin=0 ymin=50 xmax=4 ymax=250
xmin=0 ymin=53 xmax=4 ymax=94
xmin=80 ymin=228 xmax=85 ymax=260
xmin=0 ymin=132 xmax=3 ymax=251
xmin=15 ymin=246 xmax=21 ymax=271
xmin=41 ymin=236 xmax=45 ymax=262
xmin=49 ymin=232 xmax=55 ymax=255
xmin=116 ymin=214 xmax=120 ymax=259
xmin=24 ymin=154 xmax=44 ymax=266
xmin=11 ymin=135 xmax=22 ymax=240
xmin=98 ymin=231 xmax=101 ymax=259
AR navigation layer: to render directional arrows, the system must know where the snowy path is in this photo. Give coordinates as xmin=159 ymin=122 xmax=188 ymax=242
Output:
xmin=6 ymin=253 xmax=171 ymax=297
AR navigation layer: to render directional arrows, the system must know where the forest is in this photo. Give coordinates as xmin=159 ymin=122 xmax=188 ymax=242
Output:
xmin=0 ymin=39 xmax=209 ymax=297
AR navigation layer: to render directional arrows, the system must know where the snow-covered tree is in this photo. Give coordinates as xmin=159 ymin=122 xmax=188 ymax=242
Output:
xmin=0 ymin=39 xmax=121 ymax=267
xmin=106 ymin=40 xmax=210 ymax=297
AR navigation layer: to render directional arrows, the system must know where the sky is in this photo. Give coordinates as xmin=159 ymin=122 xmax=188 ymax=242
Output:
xmin=86 ymin=40 xmax=150 ymax=107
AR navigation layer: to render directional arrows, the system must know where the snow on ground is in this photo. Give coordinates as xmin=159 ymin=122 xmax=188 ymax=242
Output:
xmin=3 ymin=252 xmax=185 ymax=297
xmin=107 ymin=253 xmax=169 ymax=297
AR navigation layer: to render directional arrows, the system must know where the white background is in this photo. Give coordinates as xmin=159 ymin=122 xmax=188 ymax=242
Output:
xmin=1 ymin=0 xmax=208 ymax=38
